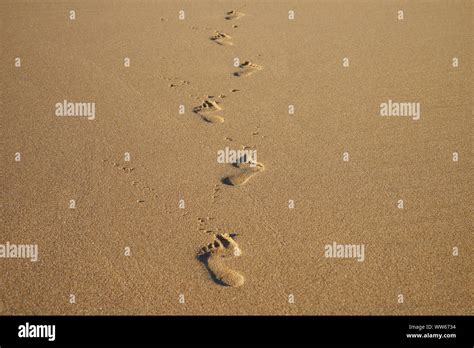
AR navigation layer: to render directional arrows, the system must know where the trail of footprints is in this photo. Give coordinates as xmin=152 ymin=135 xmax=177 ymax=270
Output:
xmin=175 ymin=10 xmax=266 ymax=287
xmin=105 ymin=10 xmax=265 ymax=287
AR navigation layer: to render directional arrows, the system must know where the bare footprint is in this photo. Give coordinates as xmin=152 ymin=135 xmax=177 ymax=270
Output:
xmin=225 ymin=10 xmax=245 ymax=20
xmin=223 ymin=162 xmax=265 ymax=186
xmin=193 ymin=100 xmax=224 ymax=124
xmin=210 ymin=31 xmax=233 ymax=46
xmin=234 ymin=61 xmax=262 ymax=77
xmin=198 ymin=233 xmax=244 ymax=287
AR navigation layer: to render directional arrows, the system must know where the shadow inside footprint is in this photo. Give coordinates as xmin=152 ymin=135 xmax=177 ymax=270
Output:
xmin=221 ymin=177 xmax=233 ymax=186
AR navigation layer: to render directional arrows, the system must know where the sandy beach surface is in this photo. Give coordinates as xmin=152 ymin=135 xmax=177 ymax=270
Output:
xmin=1 ymin=0 xmax=472 ymax=315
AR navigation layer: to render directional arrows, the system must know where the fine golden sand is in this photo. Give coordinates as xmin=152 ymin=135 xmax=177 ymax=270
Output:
xmin=1 ymin=0 xmax=472 ymax=315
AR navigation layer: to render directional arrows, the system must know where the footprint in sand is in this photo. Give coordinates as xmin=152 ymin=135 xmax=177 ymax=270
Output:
xmin=198 ymin=233 xmax=244 ymax=287
xmin=234 ymin=61 xmax=262 ymax=77
xmin=210 ymin=31 xmax=233 ymax=46
xmin=193 ymin=100 xmax=224 ymax=124
xmin=223 ymin=162 xmax=265 ymax=186
xmin=225 ymin=10 xmax=245 ymax=21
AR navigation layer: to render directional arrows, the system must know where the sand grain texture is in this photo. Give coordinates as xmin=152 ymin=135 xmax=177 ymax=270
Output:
xmin=1 ymin=0 xmax=472 ymax=315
